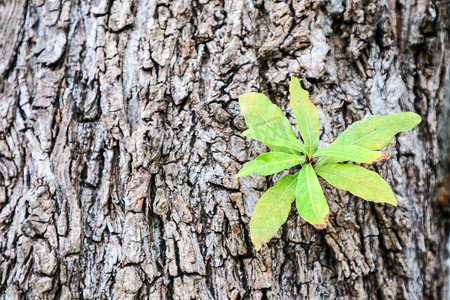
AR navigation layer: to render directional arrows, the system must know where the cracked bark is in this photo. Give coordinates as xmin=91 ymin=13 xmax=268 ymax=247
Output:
xmin=0 ymin=0 xmax=448 ymax=299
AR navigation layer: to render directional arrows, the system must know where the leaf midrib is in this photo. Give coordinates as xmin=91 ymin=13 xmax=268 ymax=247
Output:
xmin=248 ymin=98 xmax=272 ymax=128
xmin=315 ymin=149 xmax=378 ymax=161
xmin=252 ymin=131 xmax=302 ymax=154
xmin=243 ymin=157 xmax=304 ymax=174
xmin=301 ymin=100 xmax=313 ymax=155
xmin=305 ymin=166 xmax=319 ymax=219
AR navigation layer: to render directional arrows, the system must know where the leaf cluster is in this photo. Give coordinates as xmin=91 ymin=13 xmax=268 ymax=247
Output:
xmin=237 ymin=76 xmax=422 ymax=250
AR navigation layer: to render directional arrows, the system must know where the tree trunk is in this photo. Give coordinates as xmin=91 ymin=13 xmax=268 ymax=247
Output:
xmin=0 ymin=0 xmax=448 ymax=299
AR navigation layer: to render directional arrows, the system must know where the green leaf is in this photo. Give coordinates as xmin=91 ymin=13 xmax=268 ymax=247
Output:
xmin=317 ymin=112 xmax=421 ymax=166
xmin=237 ymin=152 xmax=305 ymax=177
xmin=289 ymin=76 xmax=320 ymax=156
xmin=243 ymin=128 xmax=307 ymax=155
xmin=296 ymin=164 xmax=329 ymax=229
xmin=332 ymin=112 xmax=421 ymax=149
xmin=250 ymin=174 xmax=298 ymax=250
xmin=314 ymin=163 xmax=397 ymax=205
xmin=314 ymin=145 xmax=389 ymax=164
xmin=239 ymin=93 xmax=308 ymax=155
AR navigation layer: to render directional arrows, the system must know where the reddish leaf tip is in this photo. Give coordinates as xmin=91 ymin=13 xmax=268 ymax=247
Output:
xmin=324 ymin=213 xmax=329 ymax=223
xmin=314 ymin=223 xmax=327 ymax=230
xmin=253 ymin=241 xmax=264 ymax=251
xmin=313 ymin=213 xmax=329 ymax=230
xmin=374 ymin=152 xmax=389 ymax=163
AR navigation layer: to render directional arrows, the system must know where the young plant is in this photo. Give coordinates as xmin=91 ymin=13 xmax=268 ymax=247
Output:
xmin=237 ymin=76 xmax=422 ymax=250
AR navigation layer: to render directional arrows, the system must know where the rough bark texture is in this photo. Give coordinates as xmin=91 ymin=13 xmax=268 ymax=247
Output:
xmin=0 ymin=0 xmax=448 ymax=299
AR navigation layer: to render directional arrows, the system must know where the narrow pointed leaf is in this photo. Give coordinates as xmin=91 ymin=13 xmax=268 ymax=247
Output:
xmin=317 ymin=112 xmax=421 ymax=166
xmin=296 ymin=164 xmax=329 ymax=229
xmin=250 ymin=174 xmax=298 ymax=250
xmin=332 ymin=112 xmax=422 ymax=149
xmin=243 ymin=128 xmax=307 ymax=155
xmin=237 ymin=152 xmax=305 ymax=177
xmin=289 ymin=76 xmax=320 ymax=156
xmin=315 ymin=163 xmax=397 ymax=205
xmin=239 ymin=93 xmax=308 ymax=155
xmin=314 ymin=145 xmax=389 ymax=164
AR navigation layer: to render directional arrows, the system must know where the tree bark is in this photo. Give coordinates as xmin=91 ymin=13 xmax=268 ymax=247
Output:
xmin=0 ymin=0 xmax=448 ymax=299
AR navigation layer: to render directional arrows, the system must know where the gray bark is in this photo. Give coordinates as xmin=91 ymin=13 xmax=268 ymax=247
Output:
xmin=0 ymin=0 xmax=448 ymax=299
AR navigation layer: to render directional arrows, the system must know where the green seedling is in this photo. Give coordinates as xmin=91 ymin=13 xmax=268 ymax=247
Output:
xmin=237 ymin=76 xmax=422 ymax=250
